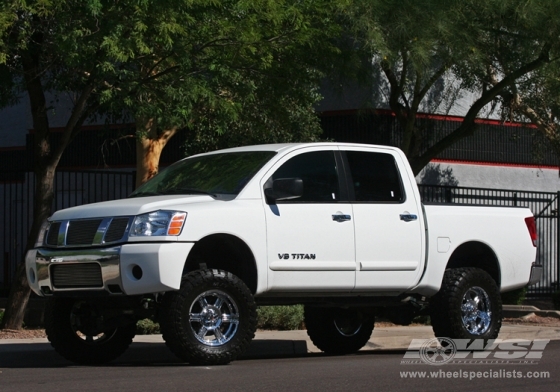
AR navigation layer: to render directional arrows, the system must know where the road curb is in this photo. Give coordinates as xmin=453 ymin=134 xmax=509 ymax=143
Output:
xmin=502 ymin=304 xmax=560 ymax=319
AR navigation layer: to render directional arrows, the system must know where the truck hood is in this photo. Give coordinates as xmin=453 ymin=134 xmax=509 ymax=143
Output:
xmin=50 ymin=195 xmax=215 ymax=220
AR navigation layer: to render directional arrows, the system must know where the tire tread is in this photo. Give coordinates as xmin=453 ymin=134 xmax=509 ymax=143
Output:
xmin=430 ymin=267 xmax=502 ymax=340
xmin=160 ymin=269 xmax=257 ymax=365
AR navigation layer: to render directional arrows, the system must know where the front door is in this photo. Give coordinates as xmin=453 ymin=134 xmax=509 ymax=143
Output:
xmin=263 ymin=147 xmax=355 ymax=292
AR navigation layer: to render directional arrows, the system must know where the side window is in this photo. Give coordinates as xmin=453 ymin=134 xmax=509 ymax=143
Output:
xmin=271 ymin=151 xmax=340 ymax=202
xmin=345 ymin=151 xmax=404 ymax=202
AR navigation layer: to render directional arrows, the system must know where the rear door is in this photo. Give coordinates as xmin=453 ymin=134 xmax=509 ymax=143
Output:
xmin=341 ymin=147 xmax=425 ymax=291
xmin=263 ymin=146 xmax=355 ymax=291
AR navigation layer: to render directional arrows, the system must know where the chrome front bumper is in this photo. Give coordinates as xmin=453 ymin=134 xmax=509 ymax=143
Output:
xmin=26 ymin=242 xmax=194 ymax=297
xmin=26 ymin=247 xmax=123 ymax=296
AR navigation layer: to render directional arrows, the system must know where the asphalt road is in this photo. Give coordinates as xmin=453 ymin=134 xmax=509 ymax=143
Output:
xmin=1 ymin=340 xmax=559 ymax=392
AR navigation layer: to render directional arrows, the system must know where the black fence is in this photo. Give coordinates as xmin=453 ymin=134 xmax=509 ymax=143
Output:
xmin=1 ymin=171 xmax=558 ymax=296
xmin=1 ymin=170 xmax=135 ymax=289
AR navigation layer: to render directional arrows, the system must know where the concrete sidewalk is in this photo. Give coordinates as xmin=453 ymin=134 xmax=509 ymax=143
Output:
xmin=1 ymin=324 xmax=559 ymax=358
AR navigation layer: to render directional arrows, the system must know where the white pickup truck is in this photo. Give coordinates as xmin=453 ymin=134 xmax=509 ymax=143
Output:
xmin=25 ymin=143 xmax=540 ymax=365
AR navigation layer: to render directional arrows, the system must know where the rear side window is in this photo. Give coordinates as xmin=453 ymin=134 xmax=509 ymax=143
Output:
xmin=345 ymin=151 xmax=404 ymax=202
xmin=271 ymin=151 xmax=340 ymax=202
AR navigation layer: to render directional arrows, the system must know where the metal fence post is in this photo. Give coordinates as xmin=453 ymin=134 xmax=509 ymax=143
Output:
xmin=557 ymin=191 xmax=560 ymax=294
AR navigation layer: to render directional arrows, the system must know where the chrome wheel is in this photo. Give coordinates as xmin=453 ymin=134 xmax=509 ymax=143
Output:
xmin=161 ymin=270 xmax=257 ymax=365
xmin=304 ymin=306 xmax=375 ymax=354
xmin=333 ymin=315 xmax=363 ymax=337
xmin=189 ymin=289 xmax=240 ymax=347
xmin=70 ymin=301 xmax=118 ymax=344
xmin=44 ymin=298 xmax=136 ymax=364
xmin=430 ymin=268 xmax=502 ymax=341
xmin=461 ymin=286 xmax=492 ymax=335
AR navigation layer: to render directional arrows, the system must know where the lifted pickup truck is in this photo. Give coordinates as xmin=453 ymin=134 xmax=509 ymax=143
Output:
xmin=26 ymin=143 xmax=540 ymax=365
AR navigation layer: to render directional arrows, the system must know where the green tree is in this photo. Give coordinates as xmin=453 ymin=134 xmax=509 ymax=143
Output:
xmin=347 ymin=0 xmax=560 ymax=174
xmin=490 ymin=54 xmax=560 ymax=163
xmin=0 ymin=0 xmax=116 ymax=329
xmin=97 ymin=0 xmax=344 ymax=186
xmin=0 ymin=0 xmax=345 ymax=329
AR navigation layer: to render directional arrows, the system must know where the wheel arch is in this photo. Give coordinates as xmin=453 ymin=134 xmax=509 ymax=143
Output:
xmin=445 ymin=241 xmax=501 ymax=288
xmin=183 ymin=233 xmax=258 ymax=294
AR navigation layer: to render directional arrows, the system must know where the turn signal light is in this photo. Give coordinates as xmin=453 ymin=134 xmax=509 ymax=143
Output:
xmin=167 ymin=213 xmax=187 ymax=235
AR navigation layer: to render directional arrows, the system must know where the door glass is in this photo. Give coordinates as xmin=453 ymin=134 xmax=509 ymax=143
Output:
xmin=345 ymin=151 xmax=404 ymax=202
xmin=271 ymin=151 xmax=339 ymax=202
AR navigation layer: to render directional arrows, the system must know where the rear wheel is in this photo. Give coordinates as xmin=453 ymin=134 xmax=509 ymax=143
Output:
xmin=45 ymin=298 xmax=136 ymax=364
xmin=304 ymin=306 xmax=375 ymax=354
xmin=160 ymin=269 xmax=257 ymax=365
xmin=430 ymin=268 xmax=502 ymax=340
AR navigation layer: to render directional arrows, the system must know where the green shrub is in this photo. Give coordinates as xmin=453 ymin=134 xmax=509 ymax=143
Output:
xmin=0 ymin=310 xmax=3 ymax=325
xmin=136 ymin=318 xmax=160 ymax=335
xmin=501 ymin=287 xmax=527 ymax=305
xmin=257 ymin=305 xmax=304 ymax=330
xmin=552 ymin=290 xmax=560 ymax=310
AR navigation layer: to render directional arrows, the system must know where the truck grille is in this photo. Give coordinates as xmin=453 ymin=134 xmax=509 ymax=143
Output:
xmin=104 ymin=218 xmax=130 ymax=242
xmin=51 ymin=263 xmax=103 ymax=288
xmin=45 ymin=217 xmax=131 ymax=247
xmin=67 ymin=219 xmax=103 ymax=245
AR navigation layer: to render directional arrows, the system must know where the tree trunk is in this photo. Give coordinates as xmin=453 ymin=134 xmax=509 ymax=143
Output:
xmin=135 ymin=119 xmax=178 ymax=188
xmin=1 ymin=35 xmax=95 ymax=329
xmin=0 ymin=165 xmax=56 ymax=329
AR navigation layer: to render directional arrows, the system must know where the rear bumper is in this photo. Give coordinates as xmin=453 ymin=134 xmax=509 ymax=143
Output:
xmin=25 ymin=242 xmax=194 ymax=297
xmin=528 ymin=262 xmax=543 ymax=286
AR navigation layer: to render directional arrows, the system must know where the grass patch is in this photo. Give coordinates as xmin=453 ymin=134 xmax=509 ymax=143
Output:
xmin=257 ymin=305 xmax=304 ymax=330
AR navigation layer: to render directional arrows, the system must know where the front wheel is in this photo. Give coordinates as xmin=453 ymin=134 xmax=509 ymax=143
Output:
xmin=429 ymin=267 xmax=502 ymax=340
xmin=304 ymin=306 xmax=375 ymax=355
xmin=160 ymin=269 xmax=257 ymax=365
xmin=44 ymin=298 xmax=136 ymax=364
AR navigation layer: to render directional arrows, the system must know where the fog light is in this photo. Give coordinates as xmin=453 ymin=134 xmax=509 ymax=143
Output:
xmin=132 ymin=265 xmax=143 ymax=280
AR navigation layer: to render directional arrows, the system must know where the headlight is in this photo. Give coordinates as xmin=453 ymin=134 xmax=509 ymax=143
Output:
xmin=34 ymin=220 xmax=51 ymax=247
xmin=129 ymin=210 xmax=187 ymax=237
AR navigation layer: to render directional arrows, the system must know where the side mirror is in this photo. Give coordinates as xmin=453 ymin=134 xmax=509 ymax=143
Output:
xmin=264 ymin=178 xmax=303 ymax=203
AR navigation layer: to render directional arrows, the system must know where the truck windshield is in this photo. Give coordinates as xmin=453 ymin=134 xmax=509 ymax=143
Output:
xmin=130 ymin=151 xmax=276 ymax=200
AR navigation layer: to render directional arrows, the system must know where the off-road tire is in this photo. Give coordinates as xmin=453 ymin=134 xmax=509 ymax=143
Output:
xmin=430 ymin=267 xmax=502 ymax=340
xmin=304 ymin=306 xmax=375 ymax=355
xmin=160 ymin=269 xmax=257 ymax=365
xmin=44 ymin=297 xmax=136 ymax=365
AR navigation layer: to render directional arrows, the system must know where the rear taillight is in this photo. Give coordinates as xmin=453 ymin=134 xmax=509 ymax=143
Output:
xmin=525 ymin=216 xmax=537 ymax=247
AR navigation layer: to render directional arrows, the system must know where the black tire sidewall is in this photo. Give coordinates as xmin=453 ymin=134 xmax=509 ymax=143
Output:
xmin=45 ymin=297 xmax=136 ymax=364
xmin=304 ymin=306 xmax=375 ymax=355
xmin=430 ymin=268 xmax=502 ymax=340
xmin=180 ymin=274 xmax=251 ymax=353
xmin=161 ymin=269 xmax=257 ymax=365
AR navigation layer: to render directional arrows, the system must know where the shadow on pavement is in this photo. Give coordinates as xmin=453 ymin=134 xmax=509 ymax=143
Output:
xmin=0 ymin=339 xmax=407 ymax=369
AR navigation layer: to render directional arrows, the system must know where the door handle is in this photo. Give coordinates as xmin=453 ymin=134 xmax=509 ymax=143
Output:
xmin=332 ymin=214 xmax=351 ymax=222
xmin=400 ymin=213 xmax=418 ymax=222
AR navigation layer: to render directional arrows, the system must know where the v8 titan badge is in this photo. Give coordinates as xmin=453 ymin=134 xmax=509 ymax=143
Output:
xmin=278 ymin=253 xmax=316 ymax=260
